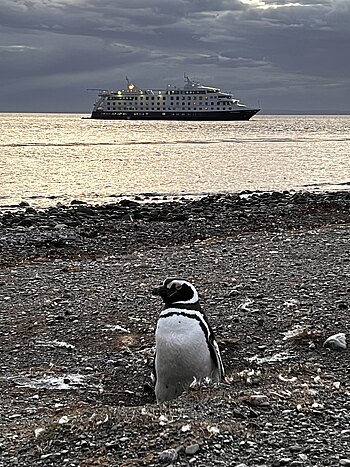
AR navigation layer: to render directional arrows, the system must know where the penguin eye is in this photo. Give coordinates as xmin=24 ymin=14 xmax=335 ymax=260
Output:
xmin=175 ymin=283 xmax=182 ymax=290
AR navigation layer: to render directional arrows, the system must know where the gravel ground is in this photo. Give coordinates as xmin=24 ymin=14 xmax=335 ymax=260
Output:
xmin=0 ymin=191 xmax=349 ymax=467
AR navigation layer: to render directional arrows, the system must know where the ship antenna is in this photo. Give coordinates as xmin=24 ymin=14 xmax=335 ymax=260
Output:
xmin=126 ymin=76 xmax=129 ymax=84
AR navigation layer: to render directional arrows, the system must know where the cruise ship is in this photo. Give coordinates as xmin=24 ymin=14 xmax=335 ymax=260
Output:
xmin=90 ymin=75 xmax=260 ymax=120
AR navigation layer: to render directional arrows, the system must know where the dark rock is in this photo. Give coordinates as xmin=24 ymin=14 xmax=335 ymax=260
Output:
xmin=158 ymin=448 xmax=178 ymax=463
xmin=17 ymin=218 xmax=34 ymax=227
xmin=25 ymin=207 xmax=37 ymax=215
xmin=74 ymin=206 xmax=97 ymax=216
xmin=119 ymin=199 xmax=140 ymax=207
xmin=71 ymin=200 xmax=87 ymax=205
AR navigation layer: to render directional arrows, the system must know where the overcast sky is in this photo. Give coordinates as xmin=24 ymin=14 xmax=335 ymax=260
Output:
xmin=1 ymin=0 xmax=349 ymax=113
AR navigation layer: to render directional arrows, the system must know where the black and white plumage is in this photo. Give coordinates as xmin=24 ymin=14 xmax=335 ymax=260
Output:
xmin=152 ymin=278 xmax=225 ymax=403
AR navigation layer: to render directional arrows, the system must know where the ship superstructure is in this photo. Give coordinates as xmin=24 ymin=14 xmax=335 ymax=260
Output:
xmin=90 ymin=75 xmax=260 ymax=120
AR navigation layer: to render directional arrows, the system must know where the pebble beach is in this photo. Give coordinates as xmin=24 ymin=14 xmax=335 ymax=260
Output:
xmin=0 ymin=190 xmax=349 ymax=466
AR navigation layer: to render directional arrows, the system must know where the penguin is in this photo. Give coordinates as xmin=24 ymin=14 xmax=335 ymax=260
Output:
xmin=152 ymin=278 xmax=225 ymax=403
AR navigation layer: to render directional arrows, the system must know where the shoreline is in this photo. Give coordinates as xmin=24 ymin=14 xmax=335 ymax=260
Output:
xmin=1 ymin=181 xmax=350 ymax=213
xmin=1 ymin=190 xmax=350 ymax=268
xmin=0 ymin=189 xmax=349 ymax=466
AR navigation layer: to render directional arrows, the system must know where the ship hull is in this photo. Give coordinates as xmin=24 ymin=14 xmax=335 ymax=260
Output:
xmin=91 ymin=109 xmax=260 ymax=121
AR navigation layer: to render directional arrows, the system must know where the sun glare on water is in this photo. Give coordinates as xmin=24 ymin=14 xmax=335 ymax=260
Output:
xmin=240 ymin=0 xmax=302 ymax=9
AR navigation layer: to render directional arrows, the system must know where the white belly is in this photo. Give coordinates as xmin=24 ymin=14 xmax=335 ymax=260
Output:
xmin=155 ymin=312 xmax=218 ymax=402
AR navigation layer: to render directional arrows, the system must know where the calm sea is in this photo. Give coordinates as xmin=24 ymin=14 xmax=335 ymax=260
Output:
xmin=1 ymin=113 xmax=350 ymax=209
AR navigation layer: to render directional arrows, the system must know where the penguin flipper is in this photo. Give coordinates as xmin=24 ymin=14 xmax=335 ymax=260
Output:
xmin=209 ymin=337 xmax=225 ymax=381
xmin=151 ymin=352 xmax=157 ymax=386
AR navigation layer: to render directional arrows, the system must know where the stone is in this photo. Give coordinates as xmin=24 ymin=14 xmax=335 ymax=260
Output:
xmin=323 ymin=333 xmax=347 ymax=350
xmin=158 ymin=448 xmax=178 ymax=463
xmin=70 ymin=200 xmax=87 ymax=205
xmin=250 ymin=394 xmax=270 ymax=407
xmin=186 ymin=444 xmax=200 ymax=455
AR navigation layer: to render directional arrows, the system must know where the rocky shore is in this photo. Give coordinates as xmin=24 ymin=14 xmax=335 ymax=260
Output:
xmin=0 ymin=190 xmax=349 ymax=466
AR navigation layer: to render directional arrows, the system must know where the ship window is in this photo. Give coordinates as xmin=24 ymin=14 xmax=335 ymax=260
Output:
xmin=176 ymin=96 xmax=179 ymax=100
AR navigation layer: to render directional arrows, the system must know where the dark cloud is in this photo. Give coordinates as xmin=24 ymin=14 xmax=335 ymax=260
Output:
xmin=0 ymin=0 xmax=349 ymax=112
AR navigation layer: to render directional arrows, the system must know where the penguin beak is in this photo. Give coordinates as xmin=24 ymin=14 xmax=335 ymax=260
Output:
xmin=152 ymin=285 xmax=169 ymax=298
xmin=152 ymin=287 xmax=161 ymax=296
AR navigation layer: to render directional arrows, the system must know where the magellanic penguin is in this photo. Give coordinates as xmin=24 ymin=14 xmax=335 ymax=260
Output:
xmin=152 ymin=278 xmax=225 ymax=403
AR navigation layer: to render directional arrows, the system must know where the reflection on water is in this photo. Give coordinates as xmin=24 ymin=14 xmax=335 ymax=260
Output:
xmin=1 ymin=113 xmax=350 ymax=207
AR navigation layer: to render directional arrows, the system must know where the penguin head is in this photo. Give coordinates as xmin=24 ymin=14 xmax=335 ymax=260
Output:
xmin=152 ymin=278 xmax=199 ymax=305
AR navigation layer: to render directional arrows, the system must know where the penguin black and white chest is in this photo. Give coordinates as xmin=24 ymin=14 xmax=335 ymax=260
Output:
xmin=152 ymin=278 xmax=225 ymax=403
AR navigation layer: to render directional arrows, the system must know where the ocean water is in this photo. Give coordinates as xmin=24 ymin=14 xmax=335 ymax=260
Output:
xmin=1 ymin=113 xmax=350 ymax=208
